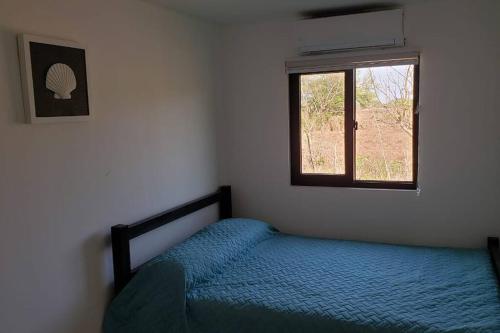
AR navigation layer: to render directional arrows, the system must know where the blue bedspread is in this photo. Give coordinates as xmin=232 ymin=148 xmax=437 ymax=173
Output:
xmin=104 ymin=219 xmax=500 ymax=333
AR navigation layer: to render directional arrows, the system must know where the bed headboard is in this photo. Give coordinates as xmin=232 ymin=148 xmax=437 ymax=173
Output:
xmin=488 ymin=237 xmax=500 ymax=284
xmin=110 ymin=186 xmax=232 ymax=295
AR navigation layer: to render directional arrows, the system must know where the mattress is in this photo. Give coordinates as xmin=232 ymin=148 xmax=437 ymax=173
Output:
xmin=104 ymin=218 xmax=500 ymax=333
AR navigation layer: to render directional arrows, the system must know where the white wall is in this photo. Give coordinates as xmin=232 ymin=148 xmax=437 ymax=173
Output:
xmin=2 ymin=0 xmax=500 ymax=331
xmin=217 ymin=0 xmax=500 ymax=248
xmin=0 ymin=0 xmax=219 ymax=332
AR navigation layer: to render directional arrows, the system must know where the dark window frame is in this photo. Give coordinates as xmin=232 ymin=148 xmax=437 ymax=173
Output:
xmin=289 ymin=65 xmax=419 ymax=190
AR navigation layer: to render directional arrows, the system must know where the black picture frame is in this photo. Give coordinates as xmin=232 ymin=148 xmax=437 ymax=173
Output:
xmin=18 ymin=34 xmax=91 ymax=123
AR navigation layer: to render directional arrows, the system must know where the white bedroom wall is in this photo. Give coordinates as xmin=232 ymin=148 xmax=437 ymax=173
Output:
xmin=216 ymin=0 xmax=500 ymax=248
xmin=0 ymin=0 xmax=219 ymax=332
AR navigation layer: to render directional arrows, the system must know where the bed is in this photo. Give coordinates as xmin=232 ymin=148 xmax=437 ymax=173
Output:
xmin=104 ymin=186 xmax=500 ymax=333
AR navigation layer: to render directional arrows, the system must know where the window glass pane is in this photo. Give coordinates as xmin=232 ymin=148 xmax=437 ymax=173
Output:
xmin=300 ymin=72 xmax=345 ymax=175
xmin=355 ymin=65 xmax=414 ymax=181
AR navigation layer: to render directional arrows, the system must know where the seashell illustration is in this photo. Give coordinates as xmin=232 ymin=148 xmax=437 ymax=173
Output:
xmin=45 ymin=63 xmax=77 ymax=99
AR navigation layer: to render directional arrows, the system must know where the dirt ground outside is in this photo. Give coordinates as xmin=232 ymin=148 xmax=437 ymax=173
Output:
xmin=301 ymin=107 xmax=413 ymax=181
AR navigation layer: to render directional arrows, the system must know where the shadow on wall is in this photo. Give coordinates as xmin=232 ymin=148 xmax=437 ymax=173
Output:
xmin=1 ymin=26 xmax=114 ymax=332
xmin=0 ymin=26 xmax=28 ymax=124
xmin=55 ymin=232 xmax=114 ymax=333
xmin=47 ymin=210 xmax=217 ymax=333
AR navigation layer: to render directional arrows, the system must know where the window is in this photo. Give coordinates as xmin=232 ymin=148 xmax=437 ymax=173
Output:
xmin=289 ymin=56 xmax=419 ymax=189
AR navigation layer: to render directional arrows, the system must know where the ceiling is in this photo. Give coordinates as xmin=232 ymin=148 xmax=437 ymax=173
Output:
xmin=147 ymin=0 xmax=426 ymax=24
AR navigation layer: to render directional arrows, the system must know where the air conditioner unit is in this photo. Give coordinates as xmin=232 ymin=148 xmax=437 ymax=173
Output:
xmin=295 ymin=9 xmax=405 ymax=55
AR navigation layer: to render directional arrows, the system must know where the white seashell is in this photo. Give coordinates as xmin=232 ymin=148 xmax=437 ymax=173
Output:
xmin=45 ymin=63 xmax=77 ymax=100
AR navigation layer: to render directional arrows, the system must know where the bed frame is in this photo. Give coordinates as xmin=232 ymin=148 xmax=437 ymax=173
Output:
xmin=111 ymin=186 xmax=232 ymax=295
xmin=110 ymin=185 xmax=500 ymax=295
xmin=488 ymin=237 xmax=500 ymax=283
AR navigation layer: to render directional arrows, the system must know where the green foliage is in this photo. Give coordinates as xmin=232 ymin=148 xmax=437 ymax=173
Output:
xmin=356 ymin=155 xmax=408 ymax=181
xmin=356 ymin=79 xmax=380 ymax=109
xmin=300 ymin=73 xmax=346 ymax=172
xmin=301 ymin=73 xmax=344 ymax=126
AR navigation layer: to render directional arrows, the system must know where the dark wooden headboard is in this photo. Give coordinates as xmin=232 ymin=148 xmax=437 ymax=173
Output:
xmin=488 ymin=237 xmax=500 ymax=284
xmin=111 ymin=186 xmax=232 ymax=295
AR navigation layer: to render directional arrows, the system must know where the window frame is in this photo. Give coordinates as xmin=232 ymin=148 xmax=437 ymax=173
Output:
xmin=289 ymin=64 xmax=419 ymax=190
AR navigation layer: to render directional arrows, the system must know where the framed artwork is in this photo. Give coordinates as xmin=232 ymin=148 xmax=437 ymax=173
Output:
xmin=17 ymin=34 xmax=91 ymax=123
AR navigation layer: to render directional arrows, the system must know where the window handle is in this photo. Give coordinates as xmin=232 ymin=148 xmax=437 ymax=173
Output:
xmin=354 ymin=121 xmax=359 ymax=130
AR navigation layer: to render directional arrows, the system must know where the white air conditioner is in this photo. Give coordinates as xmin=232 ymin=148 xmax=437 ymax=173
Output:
xmin=295 ymin=9 xmax=405 ymax=55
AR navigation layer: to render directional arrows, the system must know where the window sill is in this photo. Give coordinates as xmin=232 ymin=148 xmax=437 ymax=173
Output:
xmin=291 ymin=178 xmax=417 ymax=190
